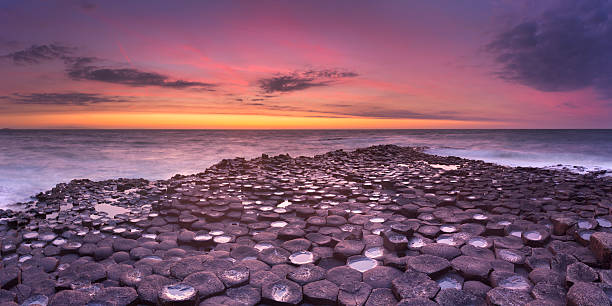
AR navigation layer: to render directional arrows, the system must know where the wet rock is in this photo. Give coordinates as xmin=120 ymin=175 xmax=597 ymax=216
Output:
xmin=391 ymin=270 xmax=440 ymax=300
xmin=137 ymin=274 xmax=174 ymax=304
xmin=217 ymin=266 xmax=249 ymax=288
xmin=112 ymin=239 xmax=138 ymax=252
xmin=528 ymin=268 xmax=565 ymax=287
xmin=347 ymin=255 xmax=378 ymax=273
xmin=261 ymin=279 xmax=303 ymax=305
xmin=566 ymin=282 xmax=610 ymax=306
xmin=303 ymin=279 xmax=339 ymax=305
xmin=20 ymin=295 xmax=49 ymax=306
xmin=463 ymin=280 xmax=491 ymax=299
xmin=406 ymin=254 xmax=451 ymax=277
xmin=183 ymin=271 xmax=225 ymax=299
xmin=420 ymin=243 xmax=461 ymax=260
xmin=158 ymin=283 xmax=197 ymax=306
xmin=396 ymin=298 xmax=438 ymax=306
xmin=490 ymin=271 xmax=533 ymax=291
xmin=0 ymin=267 xmax=19 ymax=289
xmin=258 ymin=247 xmax=290 ymax=266
xmin=287 ymin=264 xmax=325 ymax=285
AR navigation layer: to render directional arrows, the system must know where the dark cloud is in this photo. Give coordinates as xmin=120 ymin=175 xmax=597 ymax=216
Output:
xmin=1 ymin=44 xmax=71 ymax=64
xmin=1 ymin=93 xmax=131 ymax=105
xmin=258 ymin=69 xmax=358 ymax=93
xmin=80 ymin=1 xmax=97 ymax=10
xmin=487 ymin=0 xmax=612 ymax=98
xmin=2 ymin=45 xmax=215 ymax=90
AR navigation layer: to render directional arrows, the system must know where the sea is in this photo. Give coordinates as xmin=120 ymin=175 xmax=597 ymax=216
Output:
xmin=1 ymin=129 xmax=611 ymax=208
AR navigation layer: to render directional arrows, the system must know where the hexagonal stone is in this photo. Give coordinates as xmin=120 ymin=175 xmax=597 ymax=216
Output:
xmin=420 ymin=243 xmax=461 ymax=260
xmin=287 ymin=264 xmax=325 ymax=285
xmin=531 ymin=283 xmax=566 ymax=305
xmin=566 ymin=262 xmax=598 ymax=285
xmin=112 ymin=238 xmax=138 ymax=252
xmin=258 ymin=247 xmax=290 ymax=265
xmin=92 ymin=287 xmax=137 ymax=306
xmin=198 ymin=295 xmax=239 ymax=305
xmin=217 ymin=267 xmax=249 ymax=288
xmin=226 ymin=285 xmax=261 ymax=306
xmin=137 ymin=275 xmax=174 ymax=304
xmin=326 ymin=266 xmax=362 ymax=286
xmin=365 ymin=288 xmax=397 ymax=306
xmin=435 ymin=288 xmax=484 ymax=306
xmin=451 ymin=256 xmax=492 ymax=281
xmin=397 ymin=297 xmax=438 ymax=306
xmin=490 ymin=271 xmax=533 ymax=291
xmin=406 ymin=255 xmax=451 ymax=277
xmin=528 ymin=268 xmax=565 ymax=287
xmin=334 ymin=240 xmax=365 ymax=259
xmin=362 ymin=266 xmax=403 ymax=289
xmin=261 ymin=279 xmax=302 ymax=305
xmin=589 ymin=232 xmax=612 ymax=263
xmin=0 ymin=266 xmax=19 ymax=289
xmin=49 ymin=290 xmax=92 ymax=306
xmin=158 ymin=283 xmax=197 ymax=306
xmin=391 ymin=270 xmax=440 ymax=300
xmin=486 ymin=287 xmax=533 ymax=306
xmin=249 ymin=270 xmax=282 ymax=288
xmin=463 ymin=280 xmax=491 ymax=299
xmin=182 ymin=271 xmax=225 ymax=299
xmin=338 ymin=281 xmax=372 ymax=306
xmin=282 ymin=238 xmax=312 ymax=253
xmin=567 ymin=282 xmax=609 ymax=306
xmin=303 ymin=279 xmax=339 ymax=305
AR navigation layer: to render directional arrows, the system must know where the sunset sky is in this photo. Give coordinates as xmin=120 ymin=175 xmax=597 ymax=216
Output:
xmin=1 ymin=0 xmax=611 ymax=128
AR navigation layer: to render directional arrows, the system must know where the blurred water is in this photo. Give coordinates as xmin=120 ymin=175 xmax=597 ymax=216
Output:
xmin=0 ymin=129 xmax=610 ymax=206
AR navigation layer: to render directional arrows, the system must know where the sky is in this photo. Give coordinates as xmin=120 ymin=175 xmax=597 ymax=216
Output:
xmin=0 ymin=0 xmax=611 ymax=129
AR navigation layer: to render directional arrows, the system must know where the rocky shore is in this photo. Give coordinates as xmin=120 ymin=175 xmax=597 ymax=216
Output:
xmin=1 ymin=145 xmax=611 ymax=306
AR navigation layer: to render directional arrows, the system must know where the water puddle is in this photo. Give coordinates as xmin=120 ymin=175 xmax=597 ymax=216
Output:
xmin=94 ymin=203 xmax=130 ymax=218
xmin=347 ymin=256 xmax=378 ymax=272
xmin=289 ymin=251 xmax=315 ymax=265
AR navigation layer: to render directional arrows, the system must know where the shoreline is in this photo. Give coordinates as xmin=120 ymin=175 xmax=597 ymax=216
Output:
xmin=1 ymin=145 xmax=611 ymax=305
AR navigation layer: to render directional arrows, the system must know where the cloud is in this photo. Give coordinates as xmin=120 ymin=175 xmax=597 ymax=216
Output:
xmin=2 ymin=44 xmax=215 ymax=90
xmin=1 ymin=44 xmax=71 ymax=64
xmin=487 ymin=0 xmax=612 ymax=98
xmin=67 ymin=65 xmax=215 ymax=89
xmin=258 ymin=69 xmax=358 ymax=93
xmin=80 ymin=1 xmax=97 ymax=11
xmin=1 ymin=93 xmax=131 ymax=105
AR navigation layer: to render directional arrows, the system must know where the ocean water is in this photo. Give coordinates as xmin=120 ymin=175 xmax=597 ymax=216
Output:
xmin=0 ymin=129 xmax=610 ymax=207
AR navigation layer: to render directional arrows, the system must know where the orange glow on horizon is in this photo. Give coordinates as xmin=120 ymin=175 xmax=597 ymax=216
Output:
xmin=0 ymin=112 xmax=504 ymax=129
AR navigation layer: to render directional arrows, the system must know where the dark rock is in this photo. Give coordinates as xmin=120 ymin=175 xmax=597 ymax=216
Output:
xmin=92 ymin=287 xmax=137 ymax=306
xmin=365 ymin=288 xmax=397 ymax=306
xmin=261 ymin=279 xmax=303 ymax=305
xmin=49 ymin=290 xmax=92 ymax=306
xmin=303 ymin=279 xmax=339 ymax=305
xmin=137 ymin=275 xmax=174 ymax=304
xmin=566 ymin=282 xmax=610 ymax=306
xmin=182 ymin=271 xmax=225 ymax=299
xmin=158 ymin=283 xmax=197 ymax=306
xmin=217 ymin=266 xmax=249 ymax=288
xmin=249 ymin=270 xmax=282 ymax=288
xmin=391 ymin=270 xmax=439 ymax=300
xmin=566 ymin=262 xmax=598 ymax=285
xmin=420 ymin=243 xmax=461 ymax=260
xmin=589 ymin=232 xmax=612 ymax=263
xmin=362 ymin=266 xmax=403 ymax=289
xmin=451 ymin=256 xmax=492 ymax=281
xmin=435 ymin=288 xmax=485 ymax=306
xmin=225 ymin=285 xmax=261 ymax=306
xmin=287 ymin=264 xmax=325 ymax=285
xmin=334 ymin=240 xmax=365 ymax=259
xmin=486 ymin=287 xmax=533 ymax=306
xmin=326 ymin=266 xmax=362 ymax=286
xmin=406 ymin=254 xmax=451 ymax=277
xmin=338 ymin=281 xmax=372 ymax=306
xmin=531 ymin=283 xmax=566 ymax=305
